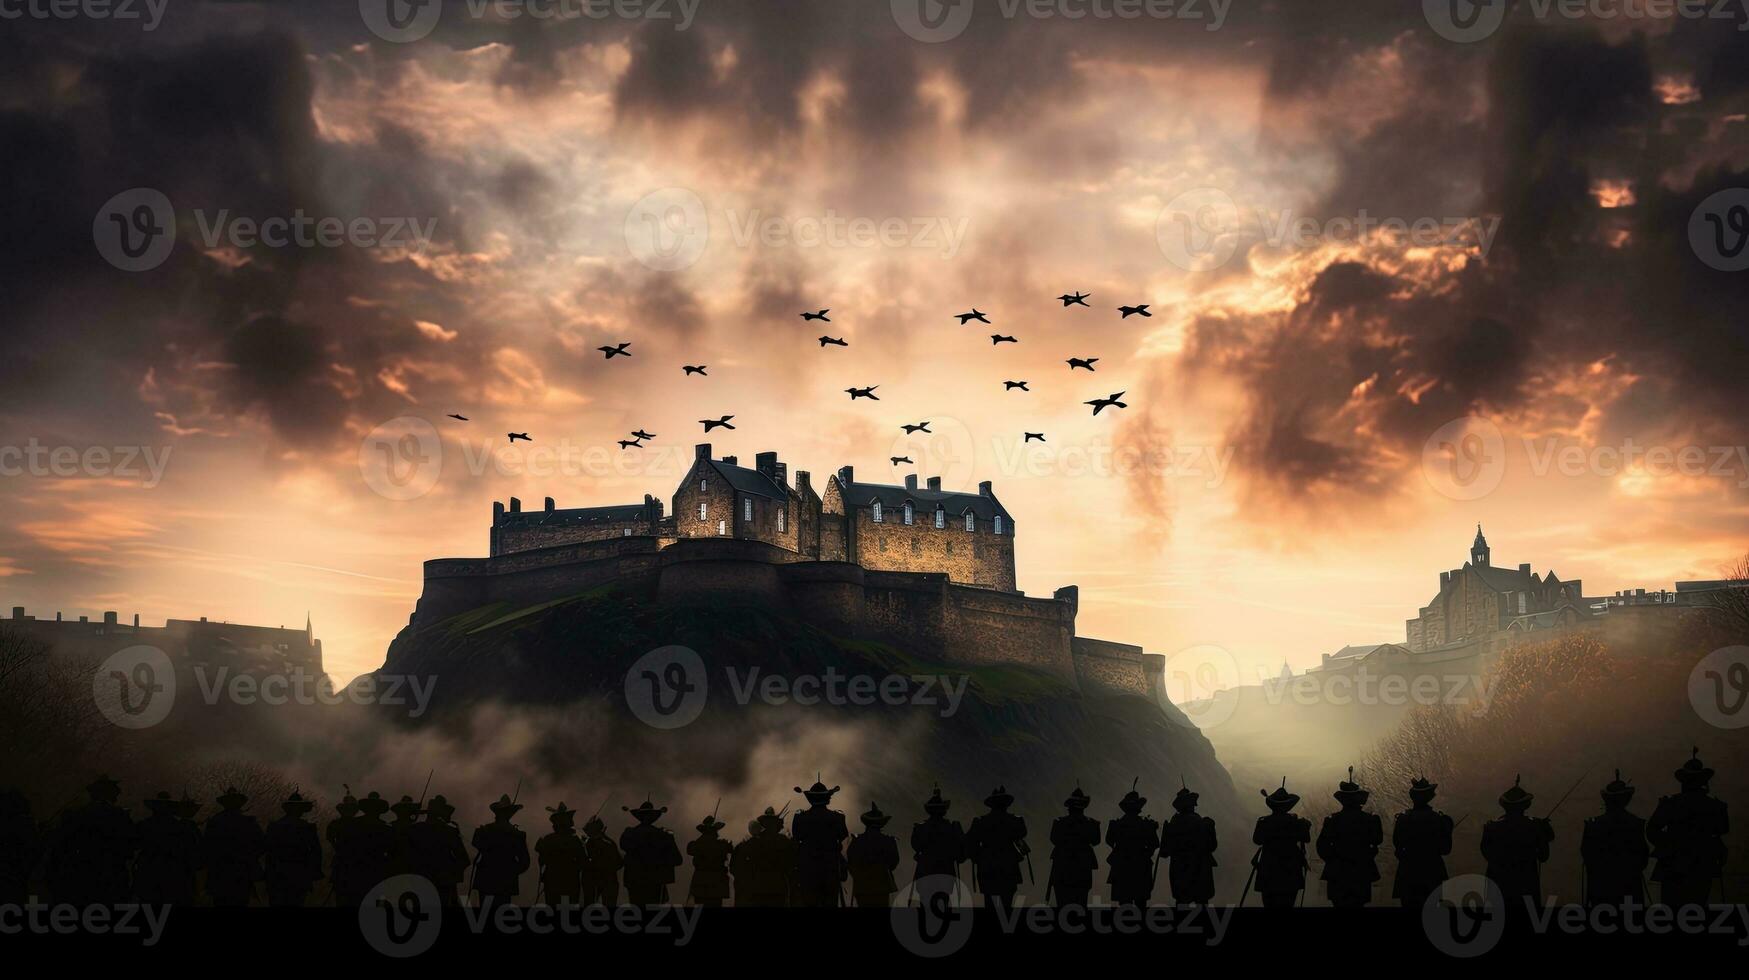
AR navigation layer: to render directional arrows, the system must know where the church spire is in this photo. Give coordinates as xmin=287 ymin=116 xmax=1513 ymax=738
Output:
xmin=1471 ymin=524 xmax=1490 ymax=567
xmin=305 ymin=611 xmax=313 ymax=643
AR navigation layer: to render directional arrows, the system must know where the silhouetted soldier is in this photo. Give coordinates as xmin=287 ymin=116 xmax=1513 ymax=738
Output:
xmin=1316 ymin=768 xmax=1383 ymax=908
xmin=731 ymin=808 xmax=792 ymax=907
xmin=1480 ymin=776 xmax=1553 ymax=910
xmin=581 ymin=813 xmax=623 ymax=906
xmin=1648 ymin=748 xmax=1729 ymax=908
xmin=847 ymin=803 xmax=900 ymax=908
xmin=471 ymin=794 xmax=531 ymax=908
xmin=1162 ymin=782 xmax=1217 ymax=907
xmin=1581 ymin=770 xmax=1649 ymax=909
xmin=0 ymin=788 xmax=37 ymax=906
xmin=965 ymin=785 xmax=1029 ymax=913
xmin=1251 ymin=780 xmax=1310 ymax=908
xmin=48 ymin=775 xmax=137 ymax=905
xmin=621 ymin=799 xmax=683 ymax=906
xmin=135 ymin=791 xmax=199 ymax=905
xmin=263 ymin=791 xmax=323 ymax=907
xmin=687 ymin=814 xmax=733 ymax=907
xmin=1106 ymin=781 xmax=1160 ymax=908
xmin=326 ymin=788 xmax=366 ymax=906
xmin=204 ymin=787 xmax=264 ymax=907
xmin=352 ymin=791 xmax=396 ymax=901
xmin=536 ymin=802 xmax=584 ymax=905
xmin=411 ymin=794 xmax=470 ymax=905
xmin=911 ymin=786 xmax=965 ymax=885
xmin=1391 ymin=776 xmax=1452 ymax=909
xmin=388 ymin=794 xmax=422 ymax=877
xmin=791 ymin=780 xmax=849 ymax=907
xmin=1048 ymin=787 xmax=1099 ymax=907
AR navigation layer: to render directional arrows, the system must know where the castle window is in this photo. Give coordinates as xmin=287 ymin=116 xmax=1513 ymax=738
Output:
xmin=700 ymin=479 xmax=708 ymax=493
xmin=872 ymin=501 xmax=883 ymax=523
xmin=965 ymin=512 xmax=975 ymax=532
xmin=717 ymin=520 xmax=727 ymax=536
xmin=698 ymin=502 xmax=708 ymax=521
xmin=743 ymin=497 xmax=753 ymax=521
xmin=903 ymin=503 xmax=914 ymax=525
xmin=934 ymin=508 xmax=945 ymax=529
xmin=623 ymin=528 xmax=632 ymax=537
xmin=994 ymin=515 xmax=1004 ymax=535
xmin=778 ymin=508 xmax=786 ymax=533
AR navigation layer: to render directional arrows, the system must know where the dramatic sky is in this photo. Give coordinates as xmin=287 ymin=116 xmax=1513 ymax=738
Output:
xmin=5 ymin=0 xmax=1749 ymax=686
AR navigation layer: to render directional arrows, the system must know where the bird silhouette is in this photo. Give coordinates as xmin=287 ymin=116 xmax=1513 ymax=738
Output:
xmin=508 ymin=432 xmax=531 ymax=443
xmin=1025 ymin=432 xmax=1046 ymax=443
xmin=819 ymin=336 xmax=848 ymax=347
xmin=801 ymin=310 xmax=831 ymax=322
xmin=631 ymin=430 xmax=657 ymax=440
xmin=956 ymin=309 xmax=990 ymax=324
xmin=617 ymin=439 xmax=642 ymax=449
xmin=1086 ymin=392 xmax=1128 ymax=415
xmin=683 ymin=365 xmax=708 ymax=376
xmin=902 ymin=422 xmax=932 ymax=434
xmin=1004 ymin=381 xmax=1030 ymax=391
xmin=446 ymin=413 xmax=469 ymax=421
xmin=846 ymin=386 xmax=880 ymax=400
xmin=1067 ymin=357 xmax=1099 ymax=371
xmin=1058 ymin=292 xmax=1090 ymax=307
xmin=599 ymin=342 xmax=632 ymax=358
xmin=700 ymin=416 xmax=736 ymax=432
xmin=991 ymin=334 xmax=1017 ymax=345
xmin=1118 ymin=304 xmax=1151 ymax=318
xmin=890 ymin=456 xmax=914 ymax=466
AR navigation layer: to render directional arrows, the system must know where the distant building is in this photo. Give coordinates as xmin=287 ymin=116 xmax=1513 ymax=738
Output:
xmin=4 ymin=606 xmax=323 ymax=675
xmin=1404 ymin=526 xmax=1589 ymax=653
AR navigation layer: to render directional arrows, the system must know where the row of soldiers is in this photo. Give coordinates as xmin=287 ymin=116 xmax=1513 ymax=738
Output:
xmin=0 ymin=749 xmax=1727 ymax=909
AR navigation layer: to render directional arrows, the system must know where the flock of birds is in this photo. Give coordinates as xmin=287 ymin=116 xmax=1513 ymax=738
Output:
xmin=447 ymin=295 xmax=1139 ymax=460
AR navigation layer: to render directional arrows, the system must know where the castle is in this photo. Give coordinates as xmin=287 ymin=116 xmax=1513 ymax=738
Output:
xmin=4 ymin=606 xmax=324 ymax=675
xmin=417 ymin=446 xmax=1176 ymax=706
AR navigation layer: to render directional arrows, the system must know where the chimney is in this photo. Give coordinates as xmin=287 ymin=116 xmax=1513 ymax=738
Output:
xmin=723 ymin=456 xmax=737 ymax=466
xmin=695 ymin=443 xmax=712 ymax=460
xmin=1519 ymin=563 xmax=1531 ymax=573
xmin=104 ymin=611 xmax=117 ymax=626
xmin=839 ymin=465 xmax=855 ymax=486
xmin=796 ymin=471 xmax=812 ymax=493
xmin=10 ymin=607 xmax=21 ymax=620
xmin=509 ymin=496 xmax=521 ymax=514
xmin=1053 ymin=585 xmax=1080 ymax=616
xmin=756 ymin=451 xmax=778 ymax=477
xmin=927 ymin=476 xmax=941 ymax=491
xmin=978 ymin=480 xmax=993 ymax=497
xmin=905 ymin=475 xmax=918 ymax=491
xmin=493 ymin=501 xmax=505 ymax=523
xmin=544 ymin=497 xmax=555 ymax=513
xmin=132 ymin=613 xmax=139 ymax=628
xmin=774 ymin=462 xmax=788 ymax=485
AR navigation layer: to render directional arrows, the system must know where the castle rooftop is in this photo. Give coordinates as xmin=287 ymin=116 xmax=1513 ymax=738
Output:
xmin=834 ymin=467 xmax=1012 ymax=522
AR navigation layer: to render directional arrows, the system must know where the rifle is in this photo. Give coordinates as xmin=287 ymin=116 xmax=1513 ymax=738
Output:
xmin=1236 ymin=845 xmax=1263 ymax=906
xmin=417 ymin=769 xmax=434 ymax=809
xmin=1543 ymin=771 xmax=1590 ymax=821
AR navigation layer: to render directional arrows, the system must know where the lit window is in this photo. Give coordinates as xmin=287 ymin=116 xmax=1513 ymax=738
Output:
xmin=744 ymin=497 xmax=753 ymax=521
xmin=778 ymin=509 xmax=786 ymax=533
xmin=903 ymin=503 xmax=914 ymax=525
xmin=700 ymin=479 xmax=707 ymax=492
xmin=994 ymin=515 xmax=1004 ymax=535
xmin=965 ymin=512 xmax=975 ymax=532
xmin=623 ymin=528 xmax=632 ymax=537
xmin=698 ymin=502 xmax=708 ymax=521
xmin=934 ymin=508 xmax=945 ymax=529
xmin=872 ymin=501 xmax=883 ymax=523
xmin=717 ymin=520 xmax=727 ymax=536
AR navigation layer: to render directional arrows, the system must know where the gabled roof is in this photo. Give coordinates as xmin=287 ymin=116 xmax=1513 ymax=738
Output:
xmin=1471 ymin=563 xmax=1539 ymax=593
xmin=835 ymin=477 xmax=1012 ymax=522
xmin=708 ymin=460 xmax=789 ymax=501
xmin=498 ymin=503 xmax=652 ymax=528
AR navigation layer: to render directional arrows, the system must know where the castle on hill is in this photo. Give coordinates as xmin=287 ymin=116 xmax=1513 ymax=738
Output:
xmin=417 ymin=445 xmax=1179 ymax=707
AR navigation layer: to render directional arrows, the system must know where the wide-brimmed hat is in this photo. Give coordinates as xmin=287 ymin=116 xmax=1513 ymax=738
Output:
xmin=1499 ymin=775 xmax=1533 ymax=809
xmin=426 ymin=794 xmax=456 ymax=820
xmin=584 ymin=814 xmax=608 ymax=835
xmin=696 ymin=815 xmax=726 ymax=834
xmin=548 ymin=802 xmax=577 ymax=825
xmin=217 ymin=786 xmax=249 ymax=810
xmin=923 ymin=785 xmax=951 ymax=815
xmin=336 ymin=786 xmax=360 ymax=816
xmin=174 ymin=794 xmax=202 ymax=819
xmin=489 ymin=794 xmax=523 ymax=817
xmin=1261 ymin=778 xmax=1299 ymax=811
xmin=796 ymin=780 xmax=840 ymax=806
xmin=756 ymin=806 xmax=785 ymax=831
xmin=1333 ymin=767 xmax=1369 ymax=805
xmin=1063 ymin=787 xmax=1091 ymax=810
xmin=1409 ymin=776 xmax=1438 ymax=801
xmin=624 ymin=799 xmax=667 ymax=822
xmin=984 ymin=785 xmax=1014 ymax=809
xmin=86 ymin=774 xmax=121 ymax=801
xmin=1172 ymin=782 xmax=1199 ymax=811
xmin=861 ymin=802 xmax=892 ymax=828
xmin=1118 ymin=779 xmax=1146 ymax=814
xmin=1675 ymin=747 xmax=1714 ymax=787
xmin=144 ymin=791 xmax=175 ymax=814
xmin=390 ymin=795 xmax=422 ymax=819
xmin=358 ymin=791 xmax=391 ymax=816
xmin=281 ymin=790 xmax=316 ymax=814
xmin=1601 ymin=769 xmax=1635 ymax=804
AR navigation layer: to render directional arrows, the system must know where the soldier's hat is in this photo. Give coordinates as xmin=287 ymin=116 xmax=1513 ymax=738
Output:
xmin=1063 ymin=787 xmax=1091 ymax=810
xmin=144 ymin=790 xmax=175 ymax=813
xmin=756 ymin=806 xmax=785 ymax=831
xmin=1675 ymin=747 xmax=1714 ymax=787
xmin=390 ymin=795 xmax=422 ymax=819
xmin=984 ymin=785 xmax=1015 ymax=809
xmin=358 ymin=791 xmax=391 ymax=816
xmin=1601 ymin=769 xmax=1634 ymax=804
xmin=1333 ymin=767 xmax=1369 ymax=805
xmin=746 ymin=819 xmax=762 ymax=837
xmin=547 ymin=802 xmax=577 ymax=825
xmin=697 ymin=814 xmax=726 ymax=834
xmin=624 ymin=799 xmax=667 ymax=822
xmin=1172 ymin=782 xmax=1199 ymax=811
xmin=281 ymin=790 xmax=316 ymax=815
xmin=336 ymin=787 xmax=360 ymax=817
xmin=795 ymin=780 xmax=840 ymax=805
xmin=923 ymin=785 xmax=951 ymax=815
xmin=1408 ymin=776 xmax=1438 ymax=801
xmin=174 ymin=794 xmax=202 ymax=820
xmin=489 ymin=794 xmax=523 ymax=817
xmin=1118 ymin=778 xmax=1146 ymax=813
xmin=86 ymin=774 xmax=121 ymax=801
xmin=1498 ymin=775 xmax=1534 ymax=809
xmin=1260 ymin=778 xmax=1299 ymax=811
xmin=217 ymin=786 xmax=249 ymax=809
xmin=584 ymin=814 xmax=608 ymax=836
xmin=861 ymin=802 xmax=892 ymax=828
xmin=426 ymin=794 xmax=456 ymax=820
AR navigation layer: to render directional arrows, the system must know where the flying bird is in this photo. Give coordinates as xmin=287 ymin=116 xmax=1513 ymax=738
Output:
xmin=1025 ymin=432 xmax=1046 ymax=443
xmin=819 ymin=336 xmax=848 ymax=347
xmin=1118 ymin=304 xmax=1151 ymax=318
xmin=955 ymin=309 xmax=990 ymax=324
xmin=617 ymin=439 xmax=643 ymax=450
xmin=991 ymin=334 xmax=1017 ymax=345
xmin=683 ymin=365 xmax=708 ymax=376
xmin=902 ymin=422 xmax=932 ymax=434
xmin=801 ymin=310 xmax=831 ymax=322
xmin=446 ymin=414 xmax=469 ymax=421
xmin=508 ymin=432 xmax=531 ymax=443
xmin=1067 ymin=357 xmax=1099 ymax=371
xmin=890 ymin=456 xmax=914 ymax=466
xmin=1086 ymin=392 xmax=1128 ymax=415
xmin=1003 ymin=381 xmax=1029 ymax=391
xmin=1058 ymin=292 xmax=1090 ymax=307
xmin=700 ymin=416 xmax=736 ymax=432
xmin=599 ymin=342 xmax=632 ymax=358
xmin=846 ymin=386 xmax=880 ymax=400
xmin=631 ymin=430 xmax=656 ymax=440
